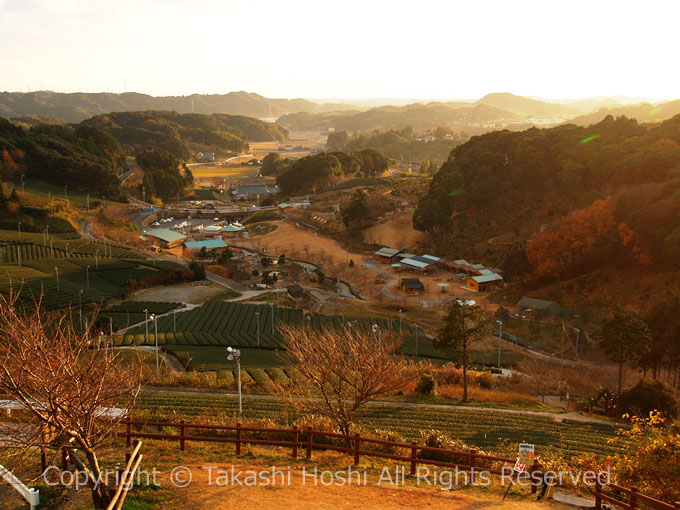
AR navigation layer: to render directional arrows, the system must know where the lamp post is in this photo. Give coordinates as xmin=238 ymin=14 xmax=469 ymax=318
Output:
xmin=227 ymin=347 xmax=242 ymax=419
xmin=86 ymin=265 xmax=90 ymax=288
xmin=173 ymin=308 xmax=176 ymax=334
xmin=270 ymin=303 xmax=274 ymax=334
xmin=144 ymin=309 xmax=149 ymax=345
xmin=78 ymin=289 xmax=83 ymax=332
xmin=398 ymin=309 xmax=403 ymax=335
xmin=55 ymin=267 xmax=59 ymax=292
xmin=255 ymin=312 xmax=260 ymax=347
xmin=306 ymin=314 xmax=311 ymax=333
xmin=372 ymin=323 xmax=381 ymax=342
xmin=496 ymin=320 xmax=503 ymax=370
xmin=573 ymin=328 xmax=580 ymax=363
xmin=413 ymin=323 xmax=419 ymax=358
xmin=95 ymin=250 xmax=99 ymax=269
xmin=150 ymin=314 xmax=159 ymax=374
xmin=17 ymin=221 xmax=21 ymax=239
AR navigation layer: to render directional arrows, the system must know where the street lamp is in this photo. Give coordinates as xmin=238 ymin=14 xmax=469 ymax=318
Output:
xmin=150 ymin=314 xmax=159 ymax=374
xmin=305 ymin=314 xmax=311 ymax=333
xmin=78 ymin=289 xmax=83 ymax=332
xmin=173 ymin=307 xmax=176 ymax=334
xmin=496 ymin=320 xmax=503 ymax=370
xmin=144 ymin=309 xmax=149 ymax=345
xmin=227 ymin=347 xmax=242 ymax=419
xmin=413 ymin=323 xmax=419 ymax=358
xmin=55 ymin=267 xmax=59 ymax=292
xmin=573 ymin=328 xmax=580 ymax=363
xmin=372 ymin=323 xmax=381 ymax=342
xmin=255 ymin=312 xmax=260 ymax=347
xmin=95 ymin=250 xmax=99 ymax=269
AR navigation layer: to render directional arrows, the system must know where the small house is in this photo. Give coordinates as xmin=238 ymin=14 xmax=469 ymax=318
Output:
xmin=400 ymin=277 xmax=424 ymax=294
xmin=399 ymin=257 xmax=432 ymax=273
xmin=286 ymin=284 xmax=305 ymax=299
xmin=374 ymin=247 xmax=402 ymax=263
xmin=466 ymin=273 xmax=503 ymax=292
xmin=144 ymin=228 xmax=185 ymax=249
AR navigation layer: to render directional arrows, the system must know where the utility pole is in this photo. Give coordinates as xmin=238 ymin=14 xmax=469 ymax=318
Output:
xmin=255 ymin=311 xmax=260 ymax=347
xmin=55 ymin=267 xmax=59 ymax=292
xmin=574 ymin=328 xmax=580 ymax=363
xmin=496 ymin=320 xmax=503 ymax=370
xmin=144 ymin=309 xmax=149 ymax=345
xmin=86 ymin=265 xmax=90 ymax=288
xmin=413 ymin=323 xmax=419 ymax=358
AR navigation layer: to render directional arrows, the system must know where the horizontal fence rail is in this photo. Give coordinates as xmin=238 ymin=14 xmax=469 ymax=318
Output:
xmin=122 ymin=418 xmax=680 ymax=507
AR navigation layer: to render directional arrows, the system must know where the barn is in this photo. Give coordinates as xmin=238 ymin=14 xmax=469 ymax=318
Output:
xmin=374 ymin=247 xmax=402 ymax=263
xmin=183 ymin=239 xmax=228 ymax=257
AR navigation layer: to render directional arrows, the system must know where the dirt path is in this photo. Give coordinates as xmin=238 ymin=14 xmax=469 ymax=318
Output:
xmin=167 ymin=462 xmax=571 ymax=510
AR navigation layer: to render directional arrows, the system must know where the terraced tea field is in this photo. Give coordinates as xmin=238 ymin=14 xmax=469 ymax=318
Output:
xmin=136 ymin=392 xmax=632 ymax=458
xmin=118 ymin=301 xmax=441 ymax=358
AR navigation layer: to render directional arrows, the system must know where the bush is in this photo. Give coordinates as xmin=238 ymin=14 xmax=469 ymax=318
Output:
xmin=189 ymin=261 xmax=206 ymax=280
xmin=474 ymin=371 xmax=494 ymax=389
xmin=618 ymin=379 xmax=678 ymax=418
xmin=417 ymin=430 xmax=492 ymax=468
xmin=416 ymin=374 xmax=437 ymax=395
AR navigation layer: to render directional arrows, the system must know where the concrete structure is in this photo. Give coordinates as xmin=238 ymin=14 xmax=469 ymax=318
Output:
xmin=286 ymin=284 xmax=305 ymax=299
xmin=144 ymin=228 xmax=185 ymax=248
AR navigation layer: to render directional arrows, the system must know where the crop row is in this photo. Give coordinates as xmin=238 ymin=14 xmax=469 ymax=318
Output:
xmin=103 ymin=301 xmax=182 ymax=315
xmin=135 ymin=393 xmax=631 ymax=457
xmin=120 ymin=301 xmax=441 ymax=358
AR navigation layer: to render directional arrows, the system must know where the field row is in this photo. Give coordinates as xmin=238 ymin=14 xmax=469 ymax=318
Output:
xmin=119 ymin=301 xmax=442 ymax=358
xmin=135 ymin=392 xmax=631 ymax=458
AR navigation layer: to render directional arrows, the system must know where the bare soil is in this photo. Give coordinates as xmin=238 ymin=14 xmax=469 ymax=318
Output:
xmin=363 ymin=213 xmax=428 ymax=248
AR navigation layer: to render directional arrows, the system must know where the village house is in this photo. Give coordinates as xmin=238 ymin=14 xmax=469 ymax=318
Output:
xmin=400 ymin=277 xmax=424 ymax=294
xmin=466 ymin=273 xmax=503 ymax=292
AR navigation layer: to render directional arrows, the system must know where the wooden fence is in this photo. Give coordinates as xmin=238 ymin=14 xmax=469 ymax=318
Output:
xmin=595 ymin=480 xmax=680 ymax=510
xmin=122 ymin=418 xmax=679 ymax=508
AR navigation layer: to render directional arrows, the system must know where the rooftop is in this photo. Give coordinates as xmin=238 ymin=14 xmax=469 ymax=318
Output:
xmin=184 ymin=239 xmax=228 ymax=250
xmin=221 ymin=224 xmax=245 ymax=232
xmin=471 ymin=273 xmax=503 ymax=283
xmin=374 ymin=247 xmax=401 ymax=258
xmin=144 ymin=228 xmax=185 ymax=244
xmin=400 ymin=258 xmax=431 ymax=270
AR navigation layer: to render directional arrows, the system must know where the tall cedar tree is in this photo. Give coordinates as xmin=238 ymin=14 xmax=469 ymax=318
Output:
xmin=434 ymin=301 xmax=488 ymax=402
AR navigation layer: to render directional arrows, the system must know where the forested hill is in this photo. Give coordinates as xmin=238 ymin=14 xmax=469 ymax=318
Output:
xmin=81 ymin=111 xmax=288 ymax=160
xmin=0 ymin=117 xmax=123 ymax=196
xmin=565 ymin=100 xmax=680 ymax=127
xmin=414 ymin=114 xmax=680 ymax=311
xmin=0 ymin=91 xmax=350 ymax=123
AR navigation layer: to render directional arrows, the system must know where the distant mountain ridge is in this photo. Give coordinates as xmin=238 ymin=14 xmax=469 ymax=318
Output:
xmin=0 ymin=91 xmax=352 ymax=123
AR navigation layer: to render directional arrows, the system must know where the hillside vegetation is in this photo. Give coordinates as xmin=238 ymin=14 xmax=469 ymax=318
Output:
xmin=414 ymin=114 xmax=680 ymax=312
xmin=0 ymin=91 xmax=352 ymax=122
xmin=82 ymin=110 xmax=288 ymax=160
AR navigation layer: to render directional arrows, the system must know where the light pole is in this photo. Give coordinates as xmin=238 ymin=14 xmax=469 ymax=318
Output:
xmin=372 ymin=323 xmax=381 ymax=342
xmin=496 ymin=320 xmax=503 ymax=370
xmin=413 ymin=323 xmax=419 ymax=358
xmin=55 ymin=267 xmax=59 ymax=292
xmin=398 ymin=309 xmax=403 ymax=335
xmin=95 ymin=250 xmax=99 ymax=269
xmin=270 ymin=303 xmax=274 ymax=334
xmin=173 ymin=308 xmax=176 ymax=334
xmin=573 ymin=328 xmax=580 ymax=363
xmin=255 ymin=312 xmax=260 ymax=347
xmin=86 ymin=265 xmax=90 ymax=288
xmin=17 ymin=221 xmax=21 ymax=239
xmin=306 ymin=314 xmax=311 ymax=332
xmin=64 ymin=185 xmax=67 ymax=201
xmin=78 ymin=289 xmax=83 ymax=332
xmin=151 ymin=314 xmax=159 ymax=374
xmin=227 ymin=347 xmax=242 ymax=419
xmin=144 ymin=309 xmax=149 ymax=345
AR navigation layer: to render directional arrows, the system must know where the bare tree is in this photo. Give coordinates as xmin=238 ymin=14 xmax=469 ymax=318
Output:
xmin=0 ymin=294 xmax=143 ymax=509
xmin=274 ymin=324 xmax=421 ymax=435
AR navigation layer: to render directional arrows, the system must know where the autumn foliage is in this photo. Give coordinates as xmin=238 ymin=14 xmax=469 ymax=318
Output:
xmin=526 ymin=198 xmax=644 ymax=277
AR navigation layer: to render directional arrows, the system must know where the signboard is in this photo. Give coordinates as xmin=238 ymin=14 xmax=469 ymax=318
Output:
xmin=519 ymin=443 xmax=535 ymax=466
xmin=513 ymin=458 xmax=525 ymax=473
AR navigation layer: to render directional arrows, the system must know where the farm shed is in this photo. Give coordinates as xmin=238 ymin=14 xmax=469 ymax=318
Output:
xmin=144 ymin=228 xmax=185 ymax=248
xmin=466 ymin=273 xmax=503 ymax=292
xmin=220 ymin=224 xmax=246 ymax=238
xmin=400 ymin=277 xmax=424 ymax=294
xmin=374 ymin=247 xmax=402 ymax=263
xmin=286 ymin=284 xmax=305 ymax=299
xmin=399 ymin=257 xmax=432 ymax=273
xmin=517 ymin=297 xmax=560 ymax=314
xmin=183 ymin=239 xmax=228 ymax=257
xmin=445 ymin=259 xmax=470 ymax=273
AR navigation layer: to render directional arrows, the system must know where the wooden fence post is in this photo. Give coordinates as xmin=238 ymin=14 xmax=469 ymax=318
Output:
xmin=236 ymin=422 xmax=242 ymax=456
xmin=409 ymin=441 xmax=418 ymax=476
xmin=306 ymin=427 xmax=313 ymax=459
xmin=594 ymin=478 xmax=601 ymax=510
xmin=180 ymin=420 xmax=186 ymax=452
xmin=469 ymin=449 xmax=476 ymax=485
xmin=630 ymin=486 xmax=638 ymax=509
xmin=353 ymin=433 xmax=361 ymax=466
xmin=61 ymin=446 xmax=68 ymax=471
xmin=530 ymin=460 xmax=541 ymax=494
xmin=125 ymin=416 xmax=132 ymax=448
xmin=292 ymin=426 xmax=298 ymax=459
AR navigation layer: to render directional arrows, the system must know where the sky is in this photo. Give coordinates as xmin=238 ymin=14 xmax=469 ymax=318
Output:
xmin=1 ymin=0 xmax=679 ymax=101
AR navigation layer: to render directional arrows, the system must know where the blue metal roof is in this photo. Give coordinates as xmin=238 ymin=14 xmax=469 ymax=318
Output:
xmin=184 ymin=239 xmax=228 ymax=250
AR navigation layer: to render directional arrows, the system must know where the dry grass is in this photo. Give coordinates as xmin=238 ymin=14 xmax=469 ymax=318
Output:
xmin=363 ymin=213 xmax=428 ymax=248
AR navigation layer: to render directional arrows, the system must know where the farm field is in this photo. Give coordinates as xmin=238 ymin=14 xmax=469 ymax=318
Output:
xmin=135 ymin=392 xmax=631 ymax=458
xmin=19 ymin=181 xmax=128 ymax=209
xmin=190 ymin=165 xmax=254 ymax=179
xmin=117 ymin=301 xmax=438 ymax=357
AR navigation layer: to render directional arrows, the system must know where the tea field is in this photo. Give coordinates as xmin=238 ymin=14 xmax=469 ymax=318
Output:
xmin=135 ymin=392 xmax=632 ymax=458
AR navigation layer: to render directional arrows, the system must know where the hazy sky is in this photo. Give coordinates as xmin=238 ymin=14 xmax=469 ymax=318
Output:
xmin=1 ymin=0 xmax=679 ymax=100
